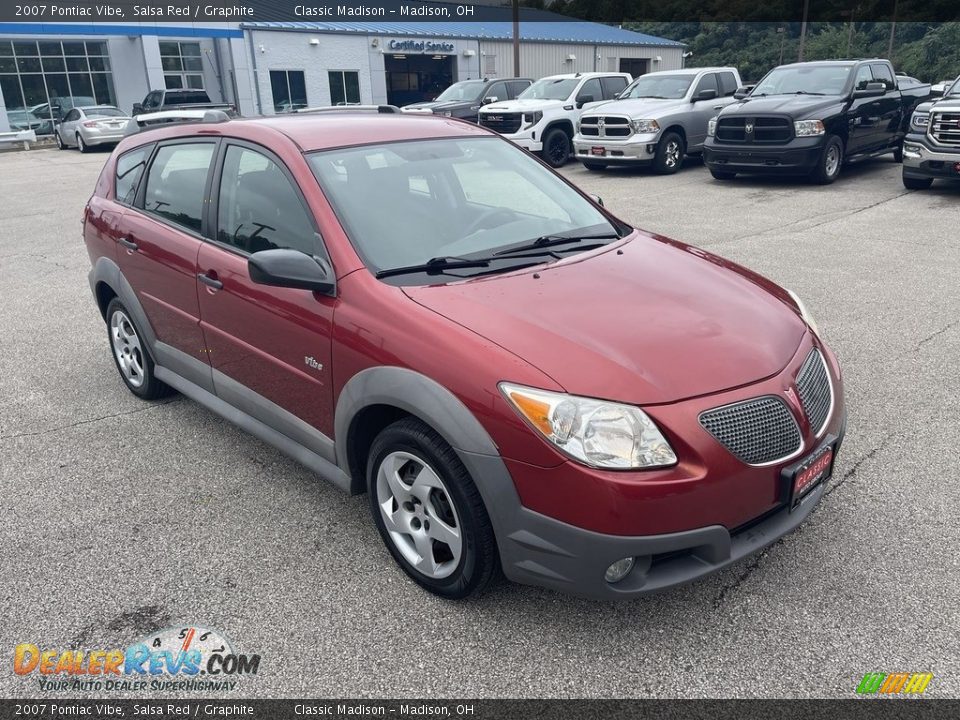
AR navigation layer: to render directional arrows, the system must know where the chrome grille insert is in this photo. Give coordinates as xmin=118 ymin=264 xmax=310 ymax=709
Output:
xmin=796 ymin=349 xmax=832 ymax=436
xmin=578 ymin=115 xmax=633 ymax=138
xmin=699 ymin=396 xmax=802 ymax=465
xmin=929 ymin=111 xmax=960 ymax=147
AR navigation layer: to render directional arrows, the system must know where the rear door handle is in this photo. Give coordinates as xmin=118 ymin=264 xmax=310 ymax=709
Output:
xmin=118 ymin=237 xmax=138 ymax=251
xmin=197 ymin=272 xmax=223 ymax=290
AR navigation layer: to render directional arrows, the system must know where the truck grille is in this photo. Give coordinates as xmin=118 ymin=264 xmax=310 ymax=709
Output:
xmin=795 ymin=349 xmax=832 ymax=436
xmin=578 ymin=115 xmax=632 ymax=138
xmin=480 ymin=113 xmax=522 ymax=134
xmin=715 ymin=116 xmax=792 ymax=144
xmin=929 ymin=111 xmax=960 ymax=147
xmin=699 ymin=396 xmax=801 ymax=465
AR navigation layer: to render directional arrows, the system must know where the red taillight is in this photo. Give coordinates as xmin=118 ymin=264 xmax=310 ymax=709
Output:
xmin=83 ymin=120 xmax=99 ymax=128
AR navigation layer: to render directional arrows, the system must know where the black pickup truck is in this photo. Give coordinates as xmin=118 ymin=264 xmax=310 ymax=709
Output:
xmin=132 ymin=89 xmax=235 ymax=117
xmin=704 ymin=59 xmax=931 ymax=184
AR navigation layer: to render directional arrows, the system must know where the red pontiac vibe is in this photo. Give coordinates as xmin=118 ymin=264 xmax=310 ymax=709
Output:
xmin=83 ymin=109 xmax=845 ymax=599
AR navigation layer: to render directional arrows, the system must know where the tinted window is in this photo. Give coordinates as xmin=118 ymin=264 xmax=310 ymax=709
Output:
xmin=506 ymin=80 xmax=529 ymax=98
xmin=854 ymin=66 xmax=874 ymax=91
xmin=485 ymin=81 xmax=507 ymax=102
xmin=718 ymin=72 xmax=739 ymax=96
xmin=601 ymin=76 xmax=628 ymax=99
xmin=64 ymin=109 xmax=80 ymax=122
xmin=85 ymin=107 xmax=125 ymax=118
xmin=144 ymin=91 xmax=161 ymax=109
xmin=143 ymin=143 xmax=214 ymax=233
xmin=871 ymin=64 xmax=895 ymax=90
xmin=577 ymin=78 xmax=602 ymax=103
xmin=693 ymin=73 xmax=719 ymax=97
xmin=116 ymin=145 xmax=152 ymax=205
xmin=217 ymin=145 xmax=317 ymax=256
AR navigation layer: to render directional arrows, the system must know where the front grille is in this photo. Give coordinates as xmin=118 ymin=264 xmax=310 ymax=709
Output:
xmin=715 ymin=116 xmax=792 ymax=144
xmin=480 ymin=112 xmax=522 ymax=134
xmin=579 ymin=115 xmax=632 ymax=138
xmin=929 ymin=111 xmax=960 ymax=147
xmin=795 ymin=349 xmax=832 ymax=436
xmin=699 ymin=396 xmax=801 ymax=465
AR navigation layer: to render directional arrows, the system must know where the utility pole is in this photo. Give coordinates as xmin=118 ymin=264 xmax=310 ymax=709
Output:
xmin=513 ymin=0 xmax=521 ymax=78
xmin=845 ymin=8 xmax=856 ymax=57
xmin=887 ymin=0 xmax=899 ymax=58
xmin=777 ymin=26 xmax=786 ymax=65
xmin=798 ymin=0 xmax=810 ymax=61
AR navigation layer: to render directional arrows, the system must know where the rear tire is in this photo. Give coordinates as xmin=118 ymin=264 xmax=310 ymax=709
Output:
xmin=368 ymin=417 xmax=500 ymax=599
xmin=809 ymin=135 xmax=844 ymax=184
xmin=902 ymin=174 xmax=933 ymax=190
xmin=105 ymin=298 xmax=173 ymax=401
xmin=582 ymin=161 xmax=607 ymax=171
xmin=77 ymin=134 xmax=88 ymax=153
xmin=710 ymin=168 xmax=737 ymax=180
xmin=541 ymin=128 xmax=571 ymax=168
xmin=653 ymin=131 xmax=685 ymax=174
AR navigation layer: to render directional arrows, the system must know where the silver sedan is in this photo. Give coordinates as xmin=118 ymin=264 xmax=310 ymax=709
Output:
xmin=55 ymin=106 xmax=132 ymax=152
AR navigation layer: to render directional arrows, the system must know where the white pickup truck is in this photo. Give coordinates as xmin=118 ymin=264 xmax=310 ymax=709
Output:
xmin=478 ymin=72 xmax=632 ymax=167
xmin=573 ymin=67 xmax=742 ymax=173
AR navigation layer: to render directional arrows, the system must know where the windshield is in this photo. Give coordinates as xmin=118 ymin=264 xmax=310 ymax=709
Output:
xmin=434 ymin=81 xmax=486 ymax=102
xmin=308 ymin=137 xmax=620 ymax=283
xmin=948 ymin=78 xmax=960 ymax=96
xmin=753 ymin=65 xmax=852 ymax=97
xmin=621 ymin=74 xmax=694 ymax=100
xmin=85 ymin=107 xmax=125 ymax=118
xmin=518 ymin=78 xmax=578 ymax=101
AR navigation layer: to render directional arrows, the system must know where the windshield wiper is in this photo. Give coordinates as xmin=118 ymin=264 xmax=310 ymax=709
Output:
xmin=375 ymin=256 xmax=489 ymax=279
xmin=494 ymin=233 xmax=619 ymax=256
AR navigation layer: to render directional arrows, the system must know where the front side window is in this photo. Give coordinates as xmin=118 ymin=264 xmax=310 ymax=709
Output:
xmin=693 ymin=73 xmax=719 ymax=97
xmin=718 ymin=72 xmax=739 ymax=97
xmin=217 ymin=145 xmax=317 ymax=256
xmin=435 ymin=80 xmax=485 ymax=102
xmin=870 ymin=64 xmax=895 ymax=90
xmin=621 ymin=74 xmax=694 ymax=100
xmin=519 ymin=78 xmax=578 ymax=101
xmin=754 ymin=65 xmax=852 ymax=97
xmin=601 ymin=76 xmax=628 ymax=99
xmin=116 ymin=145 xmax=152 ymax=205
xmin=577 ymin=78 xmax=602 ymax=104
xmin=485 ymin=81 xmax=508 ymax=102
xmin=143 ymin=143 xmax=215 ymax=233
xmin=328 ymin=70 xmax=360 ymax=106
xmin=308 ymin=137 xmax=622 ymax=283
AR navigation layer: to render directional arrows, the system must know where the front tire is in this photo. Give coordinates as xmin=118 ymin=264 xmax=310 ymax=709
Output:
xmin=902 ymin=173 xmax=933 ymax=190
xmin=105 ymin=299 xmax=173 ymax=400
xmin=55 ymin=131 xmax=65 ymax=150
xmin=368 ymin=417 xmax=499 ymax=599
xmin=541 ymin=128 xmax=571 ymax=168
xmin=653 ymin=131 xmax=685 ymax=174
xmin=810 ymin=135 xmax=844 ymax=184
xmin=77 ymin=134 xmax=88 ymax=153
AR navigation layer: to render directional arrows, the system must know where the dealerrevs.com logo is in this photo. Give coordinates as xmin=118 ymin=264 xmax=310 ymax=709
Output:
xmin=856 ymin=672 xmax=934 ymax=696
xmin=14 ymin=626 xmax=260 ymax=692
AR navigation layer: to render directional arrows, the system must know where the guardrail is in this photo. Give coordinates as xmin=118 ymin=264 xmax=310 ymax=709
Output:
xmin=0 ymin=129 xmax=38 ymax=150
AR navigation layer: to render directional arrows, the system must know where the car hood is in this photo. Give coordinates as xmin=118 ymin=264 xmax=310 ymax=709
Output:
xmin=405 ymin=100 xmax=473 ymax=112
xmin=404 ymin=233 xmax=807 ymax=405
xmin=922 ymin=97 xmax=960 ymax=113
xmin=723 ymin=95 xmax=844 ymax=118
xmin=481 ymin=99 xmax=566 ymax=113
xmin=589 ymin=97 xmax=690 ymax=117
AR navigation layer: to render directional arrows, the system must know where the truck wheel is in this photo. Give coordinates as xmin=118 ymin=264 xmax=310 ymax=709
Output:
xmin=582 ymin=161 xmax=607 ymax=171
xmin=810 ymin=135 xmax=843 ymax=184
xmin=541 ymin=128 xmax=571 ymax=168
xmin=902 ymin=173 xmax=933 ymax=190
xmin=368 ymin=417 xmax=500 ymax=599
xmin=654 ymin=132 xmax=685 ymax=174
xmin=710 ymin=168 xmax=736 ymax=181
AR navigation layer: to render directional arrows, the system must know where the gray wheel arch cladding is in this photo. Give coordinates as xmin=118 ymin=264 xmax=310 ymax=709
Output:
xmin=90 ymin=257 xmax=159 ymax=352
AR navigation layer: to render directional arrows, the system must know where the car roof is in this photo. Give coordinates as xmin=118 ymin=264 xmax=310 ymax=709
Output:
xmin=540 ymin=72 xmax=628 ymax=80
xmin=644 ymin=67 xmax=737 ymax=76
xmin=127 ymin=113 xmax=493 ymax=153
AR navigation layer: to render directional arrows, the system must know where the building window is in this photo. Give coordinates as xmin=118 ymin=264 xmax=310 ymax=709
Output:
xmin=483 ymin=54 xmax=496 ymax=76
xmin=0 ymin=39 xmax=116 ymax=135
xmin=269 ymin=70 xmax=307 ymax=113
xmin=159 ymin=41 xmax=204 ymax=90
xmin=328 ymin=70 xmax=360 ymax=106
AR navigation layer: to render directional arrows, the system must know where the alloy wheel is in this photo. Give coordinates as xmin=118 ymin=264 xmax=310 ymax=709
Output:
xmin=376 ymin=450 xmax=463 ymax=579
xmin=547 ymin=135 xmax=568 ymax=165
xmin=825 ymin=145 xmax=840 ymax=177
xmin=664 ymin=140 xmax=681 ymax=168
xmin=110 ymin=309 xmax=145 ymax=388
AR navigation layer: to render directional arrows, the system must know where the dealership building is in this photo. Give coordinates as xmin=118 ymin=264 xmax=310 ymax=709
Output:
xmin=0 ymin=7 xmax=684 ymax=133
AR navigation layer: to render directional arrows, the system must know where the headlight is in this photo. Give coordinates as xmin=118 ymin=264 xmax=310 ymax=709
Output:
xmin=786 ymin=289 xmax=820 ymax=336
xmin=911 ymin=112 xmax=929 ymax=131
xmin=707 ymin=117 xmax=717 ymax=137
xmin=630 ymin=118 xmax=660 ymax=134
xmin=794 ymin=120 xmax=825 ymax=137
xmin=499 ymin=383 xmax=677 ymax=469
xmin=523 ymin=111 xmax=543 ymax=126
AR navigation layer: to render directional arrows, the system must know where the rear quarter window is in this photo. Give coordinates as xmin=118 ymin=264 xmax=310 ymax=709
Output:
xmin=115 ymin=145 xmax=153 ymax=205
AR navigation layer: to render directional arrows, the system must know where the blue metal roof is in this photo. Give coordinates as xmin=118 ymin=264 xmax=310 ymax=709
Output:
xmin=242 ymin=21 xmax=684 ymax=48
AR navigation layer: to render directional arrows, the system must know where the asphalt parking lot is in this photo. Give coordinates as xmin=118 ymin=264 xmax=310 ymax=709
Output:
xmin=1 ymin=147 xmax=958 ymax=699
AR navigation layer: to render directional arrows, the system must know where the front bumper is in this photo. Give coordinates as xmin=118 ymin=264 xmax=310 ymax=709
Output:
xmin=704 ymin=135 xmax=825 ymax=175
xmin=902 ymin=133 xmax=960 ymax=179
xmin=573 ymin=132 xmax=660 ymax=163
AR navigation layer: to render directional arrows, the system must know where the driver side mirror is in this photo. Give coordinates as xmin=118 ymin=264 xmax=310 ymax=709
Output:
xmin=853 ymin=82 xmax=886 ymax=98
xmin=576 ymin=94 xmax=595 ymax=108
xmin=248 ymin=249 xmax=335 ymax=295
xmin=481 ymin=96 xmax=498 ymax=105
xmin=733 ymin=85 xmax=755 ymax=100
xmin=694 ymin=88 xmax=718 ymax=102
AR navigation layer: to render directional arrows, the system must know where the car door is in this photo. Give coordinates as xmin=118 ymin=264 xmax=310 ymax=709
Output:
xmin=196 ymin=140 xmax=337 ymax=446
xmin=870 ymin=63 xmax=903 ymax=147
xmin=59 ymin=109 xmax=80 ymax=145
xmin=848 ymin=65 xmax=881 ymax=154
xmin=689 ymin=73 xmax=722 ymax=149
xmin=117 ymin=140 xmax=217 ymax=386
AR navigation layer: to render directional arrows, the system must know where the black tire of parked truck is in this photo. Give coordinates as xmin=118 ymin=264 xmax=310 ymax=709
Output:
xmin=902 ymin=173 xmax=933 ymax=190
xmin=541 ymin=128 xmax=571 ymax=168
xmin=809 ymin=135 xmax=844 ymax=184
xmin=653 ymin=131 xmax=685 ymax=174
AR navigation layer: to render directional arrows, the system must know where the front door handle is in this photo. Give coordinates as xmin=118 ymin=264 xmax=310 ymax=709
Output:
xmin=198 ymin=272 xmax=223 ymax=290
xmin=118 ymin=237 xmax=138 ymax=251
xmin=712 ymin=105 xmax=725 ymax=110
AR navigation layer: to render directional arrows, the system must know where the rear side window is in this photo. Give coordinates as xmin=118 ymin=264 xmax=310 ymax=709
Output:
xmin=115 ymin=145 xmax=152 ymax=205
xmin=718 ymin=72 xmax=739 ymax=96
xmin=216 ymin=145 xmax=317 ymax=256
xmin=601 ymin=76 xmax=628 ymax=99
xmin=143 ymin=143 xmax=215 ymax=233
